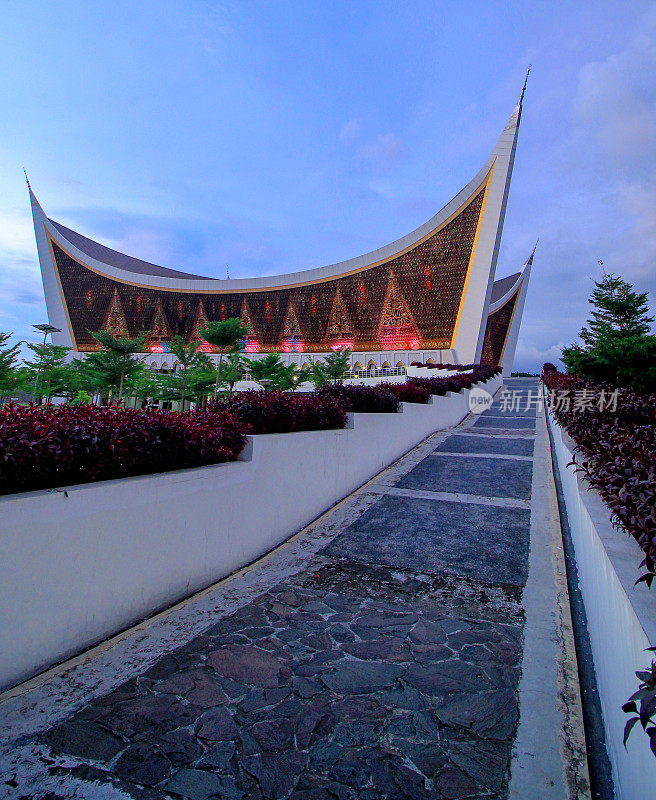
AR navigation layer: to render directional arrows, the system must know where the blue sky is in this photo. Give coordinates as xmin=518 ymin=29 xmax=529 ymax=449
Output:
xmin=1 ymin=0 xmax=655 ymax=371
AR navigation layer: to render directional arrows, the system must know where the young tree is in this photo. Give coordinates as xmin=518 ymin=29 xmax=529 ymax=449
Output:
xmin=319 ymin=347 xmax=352 ymax=385
xmin=187 ymin=352 xmax=218 ymax=407
xmin=89 ymin=330 xmax=147 ymax=401
xmin=168 ymin=336 xmax=201 ymax=410
xmin=220 ymin=349 xmax=246 ymax=395
xmin=272 ymin=362 xmax=312 ymax=391
xmin=199 ymin=318 xmax=247 ymax=398
xmin=129 ymin=366 xmax=161 ymax=408
xmin=562 ymin=272 xmax=656 ymax=392
xmin=23 ymin=342 xmax=72 ymax=403
xmin=0 ymin=332 xmax=22 ymax=402
xmin=248 ymin=352 xmax=286 ymax=385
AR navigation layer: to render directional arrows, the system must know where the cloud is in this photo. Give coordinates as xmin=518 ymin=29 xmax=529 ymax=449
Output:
xmin=575 ymin=32 xmax=656 ymax=170
xmin=360 ymin=134 xmax=403 ymax=172
xmin=514 ymin=341 xmax=566 ymax=373
xmin=571 ymin=13 xmax=656 ymax=290
xmin=339 ymin=118 xmax=361 ymax=143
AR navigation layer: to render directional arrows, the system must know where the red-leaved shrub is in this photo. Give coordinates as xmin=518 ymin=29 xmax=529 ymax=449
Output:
xmin=543 ymin=364 xmax=656 ymax=577
xmin=379 ymin=381 xmax=431 ymax=404
xmin=211 ymin=390 xmax=347 ymax=434
xmin=0 ymin=403 xmax=248 ymax=496
xmin=316 ymin=384 xmax=399 ymax=413
xmin=410 ymin=365 xmax=500 ymax=395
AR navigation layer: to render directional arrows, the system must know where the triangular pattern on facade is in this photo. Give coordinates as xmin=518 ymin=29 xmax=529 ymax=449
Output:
xmin=149 ymin=298 xmax=172 ymax=342
xmin=190 ymin=299 xmax=210 ymax=342
xmin=378 ymin=272 xmax=420 ymax=344
xmin=326 ymin=289 xmax=353 ymax=340
xmin=102 ymin=288 xmax=129 ymax=338
xmin=282 ymin=301 xmax=303 ymax=341
xmin=240 ymin=300 xmax=257 ymax=339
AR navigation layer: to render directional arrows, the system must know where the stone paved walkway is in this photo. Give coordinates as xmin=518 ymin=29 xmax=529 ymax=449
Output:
xmin=0 ymin=380 xmax=585 ymax=800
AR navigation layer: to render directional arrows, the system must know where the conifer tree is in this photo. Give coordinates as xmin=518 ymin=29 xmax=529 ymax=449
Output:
xmin=562 ymin=272 xmax=656 ymax=392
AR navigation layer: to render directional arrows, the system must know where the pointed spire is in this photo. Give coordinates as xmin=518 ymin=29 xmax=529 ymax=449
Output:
xmin=23 ymin=168 xmax=31 ymax=191
xmin=226 ymin=264 xmax=230 ymax=280
xmin=526 ymin=237 xmax=538 ymax=265
xmin=520 ymin=65 xmax=531 ymax=108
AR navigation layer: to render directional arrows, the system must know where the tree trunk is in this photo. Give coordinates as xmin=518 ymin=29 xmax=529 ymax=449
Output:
xmin=119 ymin=369 xmax=125 ymax=401
xmin=214 ymin=350 xmax=224 ymax=398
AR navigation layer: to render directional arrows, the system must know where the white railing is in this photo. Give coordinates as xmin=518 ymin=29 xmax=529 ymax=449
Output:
xmin=239 ymin=367 xmax=407 ymax=383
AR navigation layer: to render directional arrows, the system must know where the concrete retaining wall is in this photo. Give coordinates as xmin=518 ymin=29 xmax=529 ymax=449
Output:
xmin=0 ymin=375 xmax=501 ymax=691
xmin=548 ymin=409 xmax=656 ymax=799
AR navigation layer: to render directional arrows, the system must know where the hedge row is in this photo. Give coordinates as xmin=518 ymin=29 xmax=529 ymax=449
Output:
xmin=410 ymin=365 xmax=501 ymax=396
xmin=316 ymin=384 xmax=399 ymax=413
xmin=211 ymin=390 xmax=347 ymax=434
xmin=1 ymin=366 xmax=497 ymax=495
xmin=542 ymin=363 xmax=656 ymax=575
xmin=0 ymin=403 xmax=249 ymax=496
xmin=410 ymin=361 xmax=479 ymax=371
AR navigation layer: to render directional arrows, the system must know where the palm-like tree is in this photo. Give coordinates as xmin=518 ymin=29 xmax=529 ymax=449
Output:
xmin=199 ymin=318 xmax=247 ymax=398
xmin=90 ymin=330 xmax=147 ymax=401
xmin=169 ymin=336 xmax=201 ymax=410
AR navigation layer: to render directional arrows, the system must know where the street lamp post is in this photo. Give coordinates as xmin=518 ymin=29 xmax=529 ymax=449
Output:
xmin=32 ymin=323 xmax=61 ymax=402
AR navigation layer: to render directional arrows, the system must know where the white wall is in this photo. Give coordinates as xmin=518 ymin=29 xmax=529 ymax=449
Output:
xmin=0 ymin=376 xmax=501 ymax=691
xmin=548 ymin=411 xmax=656 ymax=799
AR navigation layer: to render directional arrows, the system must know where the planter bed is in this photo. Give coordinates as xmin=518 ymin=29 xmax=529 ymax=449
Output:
xmin=547 ymin=407 xmax=656 ymax=798
xmin=0 ymin=375 xmax=501 ymax=691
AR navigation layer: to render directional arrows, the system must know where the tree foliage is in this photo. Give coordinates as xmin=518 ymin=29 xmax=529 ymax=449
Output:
xmin=562 ymin=273 xmax=656 ymax=393
xmin=199 ymin=318 xmax=247 ymax=397
xmin=0 ymin=332 xmax=22 ymax=399
xmin=312 ymin=347 xmax=351 ymax=385
xmin=89 ymin=330 xmax=148 ymax=400
xmin=22 ymin=342 xmax=72 ymax=403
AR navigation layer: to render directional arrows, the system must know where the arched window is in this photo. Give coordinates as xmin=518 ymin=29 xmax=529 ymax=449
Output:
xmin=367 ymin=360 xmax=377 ymax=371
xmin=396 ymin=361 xmax=404 ymax=369
xmin=382 ymin=361 xmax=391 ymax=369
xmin=426 ymin=359 xmax=435 ymax=366
xmin=353 ymin=361 xmax=363 ymax=372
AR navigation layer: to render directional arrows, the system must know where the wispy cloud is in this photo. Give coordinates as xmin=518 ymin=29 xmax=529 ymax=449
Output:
xmin=339 ymin=118 xmax=361 ymax=143
xmin=360 ymin=134 xmax=403 ymax=173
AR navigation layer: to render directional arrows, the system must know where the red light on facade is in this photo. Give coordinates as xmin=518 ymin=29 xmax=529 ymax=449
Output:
xmin=244 ymin=339 xmax=260 ymax=353
xmin=197 ymin=340 xmax=213 ymax=353
xmin=424 ymin=265 xmax=432 ymax=292
xmin=311 ymin=294 xmax=317 ymax=317
xmin=86 ymin=290 xmax=93 ymax=309
xmin=379 ymin=331 xmax=421 ymax=351
xmin=330 ymin=339 xmax=353 ymax=351
xmin=178 ymin=300 xmax=183 ymax=322
xmin=360 ymin=282 xmax=366 ymax=307
xmin=220 ymin=301 xmax=226 ymax=321
xmin=149 ymin=344 xmax=164 ymax=353
xmin=265 ymin=301 xmax=271 ymax=322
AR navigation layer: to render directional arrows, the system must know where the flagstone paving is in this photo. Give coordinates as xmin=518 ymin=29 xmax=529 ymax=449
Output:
xmin=1 ymin=379 xmax=580 ymax=800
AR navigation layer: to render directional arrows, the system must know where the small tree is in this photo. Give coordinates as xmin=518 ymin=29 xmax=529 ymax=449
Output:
xmin=320 ymin=347 xmax=351 ymax=385
xmin=168 ymin=336 xmax=201 ymax=410
xmin=129 ymin=366 xmax=161 ymax=408
xmin=90 ymin=330 xmax=147 ymax=401
xmin=23 ymin=342 xmax=72 ymax=403
xmin=199 ymin=318 xmax=247 ymax=398
xmin=562 ymin=272 xmax=656 ymax=392
xmin=248 ymin=353 xmax=286 ymax=385
xmin=220 ymin=349 xmax=246 ymax=395
xmin=0 ymin=332 xmax=22 ymax=402
xmin=188 ymin=353 xmax=218 ymax=407
xmin=273 ymin=362 xmax=312 ymax=391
